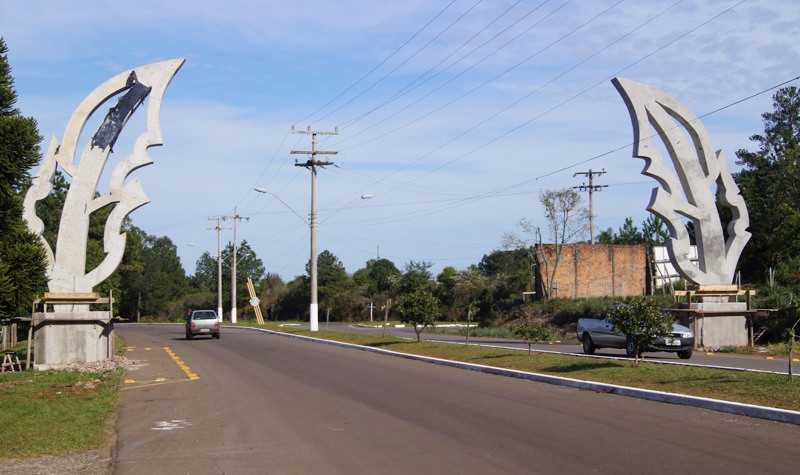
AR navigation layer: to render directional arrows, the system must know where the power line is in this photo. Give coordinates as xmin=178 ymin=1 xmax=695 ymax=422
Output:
xmin=334 ymin=0 xmax=531 ymax=131
xmin=313 ymin=0 xmax=487 ymax=124
xmin=353 ymin=0 xmax=745 ymax=201
xmin=293 ymin=0 xmax=457 ymax=125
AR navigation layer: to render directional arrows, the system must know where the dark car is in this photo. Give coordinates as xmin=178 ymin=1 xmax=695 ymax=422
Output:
xmin=185 ymin=310 xmax=220 ymax=339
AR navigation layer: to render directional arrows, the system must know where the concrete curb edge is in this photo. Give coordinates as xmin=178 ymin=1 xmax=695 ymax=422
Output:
xmin=238 ymin=325 xmax=800 ymax=426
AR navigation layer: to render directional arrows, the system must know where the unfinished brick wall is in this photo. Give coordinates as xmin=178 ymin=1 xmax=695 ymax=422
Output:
xmin=534 ymin=243 xmax=646 ymax=298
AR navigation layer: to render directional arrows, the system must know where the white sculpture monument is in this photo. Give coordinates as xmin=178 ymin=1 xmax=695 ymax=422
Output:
xmin=23 ymin=59 xmax=184 ymax=368
xmin=613 ymin=77 xmax=752 ymax=347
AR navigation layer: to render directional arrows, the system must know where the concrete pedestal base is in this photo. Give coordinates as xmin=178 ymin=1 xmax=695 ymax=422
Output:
xmin=33 ymin=312 xmax=114 ymax=370
xmin=690 ymin=301 xmax=748 ymax=348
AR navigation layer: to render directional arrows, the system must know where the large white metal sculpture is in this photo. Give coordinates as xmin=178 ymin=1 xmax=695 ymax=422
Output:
xmin=22 ymin=59 xmax=183 ymax=367
xmin=612 ymin=77 xmax=750 ymax=286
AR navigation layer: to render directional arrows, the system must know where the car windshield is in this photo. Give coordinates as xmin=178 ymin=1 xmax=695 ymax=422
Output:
xmin=193 ymin=311 xmax=216 ymax=320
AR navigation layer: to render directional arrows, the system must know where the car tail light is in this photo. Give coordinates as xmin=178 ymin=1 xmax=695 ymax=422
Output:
xmin=190 ymin=323 xmax=195 ymax=328
xmin=214 ymin=323 xmax=219 ymax=327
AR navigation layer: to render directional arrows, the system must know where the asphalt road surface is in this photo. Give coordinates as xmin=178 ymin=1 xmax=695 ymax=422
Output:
xmin=325 ymin=323 xmax=797 ymax=374
xmin=115 ymin=324 xmax=799 ymax=474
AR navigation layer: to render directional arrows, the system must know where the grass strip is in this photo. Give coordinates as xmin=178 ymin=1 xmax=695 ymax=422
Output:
xmin=251 ymin=322 xmax=800 ymax=412
xmin=0 ymin=368 xmax=123 ymax=460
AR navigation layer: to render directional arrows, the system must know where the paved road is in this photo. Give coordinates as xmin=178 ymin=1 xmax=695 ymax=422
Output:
xmin=323 ymin=323 xmax=797 ymax=374
xmin=115 ymin=324 xmax=799 ymax=474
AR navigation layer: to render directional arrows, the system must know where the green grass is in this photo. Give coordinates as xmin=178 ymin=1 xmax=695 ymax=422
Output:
xmin=247 ymin=321 xmax=800 ymax=412
xmin=0 ymin=367 xmax=123 ymax=460
xmin=718 ymin=342 xmax=796 ymax=357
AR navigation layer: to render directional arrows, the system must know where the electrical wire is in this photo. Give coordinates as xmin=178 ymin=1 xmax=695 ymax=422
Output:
xmin=293 ymin=0 xmax=458 ymax=126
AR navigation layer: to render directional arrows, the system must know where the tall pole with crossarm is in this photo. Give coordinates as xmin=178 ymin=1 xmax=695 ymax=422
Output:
xmin=291 ymin=125 xmax=337 ymax=332
xmin=573 ymin=169 xmax=608 ymax=244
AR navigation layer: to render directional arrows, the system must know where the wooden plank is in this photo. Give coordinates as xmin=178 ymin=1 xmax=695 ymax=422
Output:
xmin=693 ymin=285 xmax=740 ymax=291
xmin=43 ymin=292 xmax=99 ymax=301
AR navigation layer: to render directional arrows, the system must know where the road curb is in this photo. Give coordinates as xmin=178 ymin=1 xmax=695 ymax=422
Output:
xmin=239 ymin=325 xmax=800 ymax=426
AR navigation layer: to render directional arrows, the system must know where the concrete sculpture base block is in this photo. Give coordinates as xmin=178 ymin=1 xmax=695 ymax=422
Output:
xmin=33 ymin=313 xmax=113 ymax=370
xmin=691 ymin=301 xmax=748 ymax=348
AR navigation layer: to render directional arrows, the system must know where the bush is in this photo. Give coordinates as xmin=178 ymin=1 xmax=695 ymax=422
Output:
xmin=511 ymin=317 xmax=556 ymax=354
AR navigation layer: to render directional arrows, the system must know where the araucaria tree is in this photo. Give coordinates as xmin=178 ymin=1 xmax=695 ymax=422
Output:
xmin=0 ymin=38 xmax=48 ymax=318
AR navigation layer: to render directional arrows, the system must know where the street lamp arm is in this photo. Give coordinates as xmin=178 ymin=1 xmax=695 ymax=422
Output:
xmin=254 ymin=187 xmax=309 ymax=224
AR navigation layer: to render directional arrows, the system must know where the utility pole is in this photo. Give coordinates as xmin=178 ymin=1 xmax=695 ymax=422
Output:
xmin=208 ymin=217 xmax=230 ymax=323
xmin=573 ymin=168 xmax=608 ymax=245
xmin=291 ymin=125 xmax=337 ymax=332
xmin=222 ymin=207 xmax=248 ymax=323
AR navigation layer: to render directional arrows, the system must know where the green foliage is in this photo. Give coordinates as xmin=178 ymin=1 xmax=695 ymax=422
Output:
xmin=607 ymin=296 xmax=674 ymax=366
xmin=354 ymin=258 xmax=400 ymax=297
xmin=395 ymin=289 xmax=439 ymax=341
xmin=397 ymin=260 xmax=434 ymax=294
xmin=115 ymin=226 xmax=189 ymax=320
xmin=220 ymin=240 xmax=265 ymax=319
xmin=0 ymin=37 xmax=48 ymax=318
xmin=511 ymin=318 xmax=555 ymax=354
xmin=616 ymin=217 xmax=644 ymax=244
xmin=735 ymin=86 xmax=800 ymax=280
xmin=642 ymin=215 xmax=668 ymax=245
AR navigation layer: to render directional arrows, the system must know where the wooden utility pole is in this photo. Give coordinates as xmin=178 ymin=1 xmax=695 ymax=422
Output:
xmin=573 ymin=169 xmax=608 ymax=244
xmin=222 ymin=208 xmax=248 ymax=323
xmin=208 ymin=217 xmax=230 ymax=322
xmin=291 ymin=125 xmax=337 ymax=332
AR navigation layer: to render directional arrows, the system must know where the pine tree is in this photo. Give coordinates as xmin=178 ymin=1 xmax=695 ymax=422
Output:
xmin=0 ymin=37 xmax=48 ymax=318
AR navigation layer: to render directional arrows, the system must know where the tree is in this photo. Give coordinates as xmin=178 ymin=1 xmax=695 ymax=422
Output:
xmin=596 ymin=227 xmax=616 ymax=244
xmin=258 ymin=273 xmax=285 ymax=321
xmin=192 ymin=251 xmax=218 ymax=293
xmin=138 ymin=234 xmax=190 ymax=318
xmin=366 ymin=258 xmax=400 ymax=295
xmin=394 ymin=289 xmax=439 ymax=342
xmin=606 ymin=296 xmax=673 ymax=367
xmin=222 ymin=240 xmax=265 ymax=318
xmin=397 ymin=260 xmax=433 ymax=294
xmin=503 ymin=189 xmax=589 ymax=298
xmin=0 ymin=37 xmax=48 ymax=318
xmin=735 ymin=86 xmax=800 ymax=281
xmin=311 ymin=250 xmax=351 ymax=321
xmin=435 ymin=266 xmax=458 ymax=314
xmin=616 ymin=217 xmax=644 ymax=244
xmin=511 ymin=318 xmax=555 ymax=354
xmin=642 ymin=215 xmax=668 ymax=246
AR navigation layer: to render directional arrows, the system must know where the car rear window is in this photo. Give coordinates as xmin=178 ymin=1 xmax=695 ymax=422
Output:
xmin=193 ymin=311 xmax=217 ymax=320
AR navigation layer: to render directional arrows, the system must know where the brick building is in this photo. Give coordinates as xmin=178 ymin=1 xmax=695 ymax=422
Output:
xmin=534 ymin=243 xmax=646 ymax=298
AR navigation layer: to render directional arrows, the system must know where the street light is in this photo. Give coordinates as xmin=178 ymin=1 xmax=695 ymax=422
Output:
xmin=254 ymin=187 xmax=373 ymax=331
xmin=188 ymin=242 xmax=223 ymax=323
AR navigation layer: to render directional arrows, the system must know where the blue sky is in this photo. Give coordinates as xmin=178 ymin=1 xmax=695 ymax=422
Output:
xmin=1 ymin=0 xmax=798 ymax=281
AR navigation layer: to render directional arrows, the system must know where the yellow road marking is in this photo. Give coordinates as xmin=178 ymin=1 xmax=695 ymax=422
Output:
xmin=122 ymin=346 xmax=199 ymax=390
